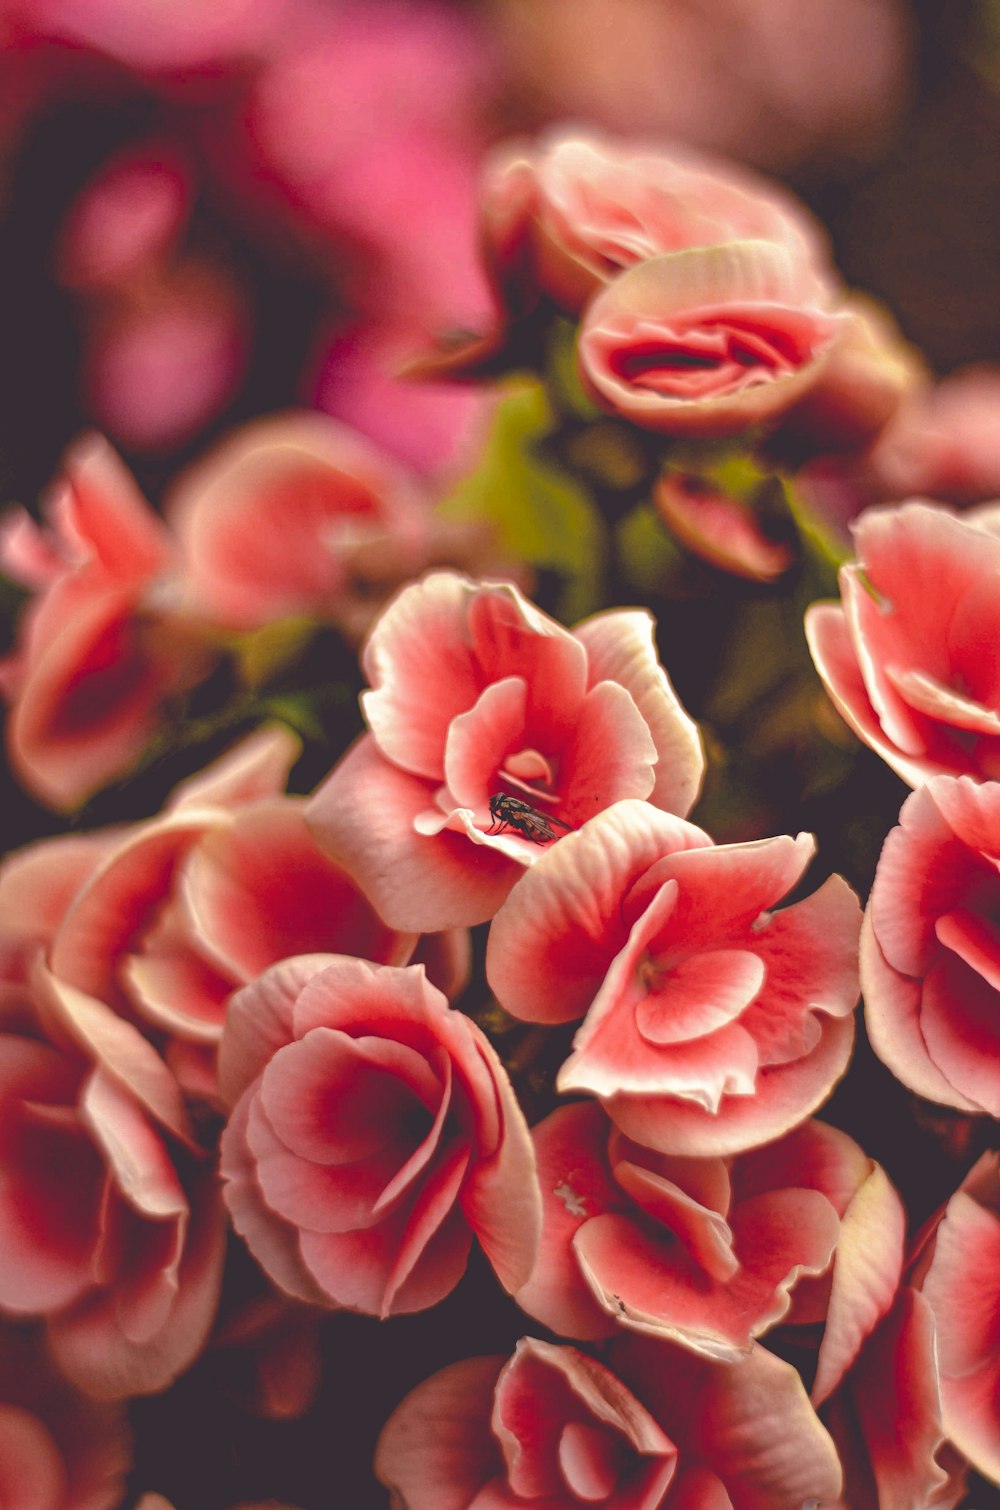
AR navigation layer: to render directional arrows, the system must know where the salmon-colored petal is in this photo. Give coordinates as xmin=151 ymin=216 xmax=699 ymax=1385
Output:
xmin=606 ymin=1011 xmax=856 ymax=1157
xmin=53 ymin=432 xmax=174 ymax=583
xmin=183 ymin=799 xmax=412 ymax=983
xmin=920 ymin=952 xmax=1000 ymax=1116
xmin=167 ymin=725 xmax=300 ymax=812
xmin=860 ymin=915 xmax=980 ymax=1113
xmin=557 ymin=679 xmax=658 ymax=825
xmin=812 ymin=1164 xmax=906 ymax=1405
xmin=49 ymin=811 xmax=210 ymax=1005
xmin=374 ymin=1355 xmax=506 ymax=1510
xmin=34 ymin=966 xmax=194 ymax=1147
xmin=218 ymin=954 xmax=332 ymax=1109
xmin=220 ymin=1093 xmax=328 ymax=1307
xmin=740 ymin=874 xmax=861 ymax=1066
xmin=838 ymin=1290 xmax=965 ymax=1510
xmin=516 ymin=1103 xmax=622 ymax=1341
xmin=49 ymin=1170 xmax=226 ymax=1401
xmin=614 ymin=1335 xmax=843 ymax=1510
xmin=459 ymin=1029 xmax=541 ymax=1296
xmin=168 ymin=411 xmax=426 ymax=631
xmin=306 ymin=735 xmax=518 ymax=930
xmin=6 ymin=588 xmax=181 ymax=812
xmin=0 ymin=1040 xmax=102 ymax=1314
xmin=573 ymin=609 xmax=704 ymax=816
xmin=486 ymin=800 xmax=710 ymax=1026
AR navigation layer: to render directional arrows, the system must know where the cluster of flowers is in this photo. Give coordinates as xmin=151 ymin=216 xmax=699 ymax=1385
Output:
xmin=1 ymin=128 xmax=999 ymax=1508
xmin=0 ymin=0 xmax=495 ymax=470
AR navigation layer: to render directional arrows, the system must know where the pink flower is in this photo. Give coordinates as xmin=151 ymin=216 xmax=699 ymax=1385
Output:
xmin=0 ymin=728 xmax=460 ymax=1099
xmin=518 ymin=1105 xmax=890 ymax=1363
xmin=481 ymin=129 xmax=832 ymax=318
xmin=376 ymin=1334 xmax=844 ymax=1508
xmin=0 ymin=433 xmax=208 ymax=809
xmin=0 ymin=1324 xmax=132 ymax=1508
xmin=914 ymin=1151 xmax=1000 ymax=1488
xmin=306 ymin=572 xmax=704 ymax=931
xmin=166 ymin=411 xmax=430 ymax=637
xmin=862 ymin=775 xmax=1000 ymax=1116
xmin=578 ymin=241 xmax=874 ymax=442
xmin=82 ymin=257 xmax=250 ymax=453
xmin=218 ymin=952 xmax=540 ymax=1316
xmin=805 ymin=502 xmax=1000 ymax=786
xmin=487 ymin=800 xmax=861 ymax=1154
xmin=0 ymin=963 xmax=225 ymax=1399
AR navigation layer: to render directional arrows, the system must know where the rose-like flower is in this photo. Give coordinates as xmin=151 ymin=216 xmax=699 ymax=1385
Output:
xmin=306 ymin=572 xmax=703 ymax=931
xmin=487 ymin=800 xmax=861 ymax=1154
xmin=0 ymin=728 xmax=464 ymax=1101
xmin=480 ymin=128 xmax=832 ymax=318
xmin=577 ymin=241 xmax=892 ymax=443
xmin=805 ymin=501 xmax=1000 ymax=786
xmin=0 ymin=1323 xmax=132 ymax=1508
xmin=518 ymin=1105 xmax=895 ymax=1364
xmin=166 ymin=411 xmax=430 ymax=639
xmin=376 ymin=1334 xmax=844 ymax=1508
xmin=862 ymin=775 xmax=1000 ymax=1116
xmin=914 ymin=1151 xmax=1000 ymax=1488
xmin=0 ymin=433 xmax=209 ymax=810
xmin=218 ymin=952 xmax=540 ymax=1316
xmin=0 ymin=964 xmax=225 ymax=1399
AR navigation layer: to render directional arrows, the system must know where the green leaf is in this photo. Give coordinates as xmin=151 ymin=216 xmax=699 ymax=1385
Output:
xmin=438 ymin=380 xmax=604 ymax=621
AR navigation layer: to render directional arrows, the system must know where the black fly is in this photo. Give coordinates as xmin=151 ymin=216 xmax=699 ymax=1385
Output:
xmin=487 ymin=792 xmax=573 ymax=845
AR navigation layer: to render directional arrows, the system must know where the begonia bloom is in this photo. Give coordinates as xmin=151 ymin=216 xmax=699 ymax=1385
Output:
xmin=0 ymin=1324 xmax=131 ymax=1508
xmin=578 ymin=241 xmax=864 ymax=442
xmin=306 ymin=573 xmax=703 ymax=931
xmin=166 ymin=411 xmax=429 ymax=636
xmin=480 ymin=129 xmax=832 ymax=318
xmin=219 ymin=952 xmax=540 ymax=1316
xmin=0 ymin=965 xmax=225 ymax=1399
xmin=487 ymin=800 xmax=860 ymax=1154
xmin=805 ymin=501 xmax=1000 ymax=786
xmin=0 ymin=433 xmax=206 ymax=809
xmin=518 ymin=1104 xmax=888 ymax=1364
xmin=862 ymin=775 xmax=1000 ymax=1115
xmin=914 ymin=1152 xmax=1000 ymax=1488
xmin=376 ymin=1334 xmax=843 ymax=1508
